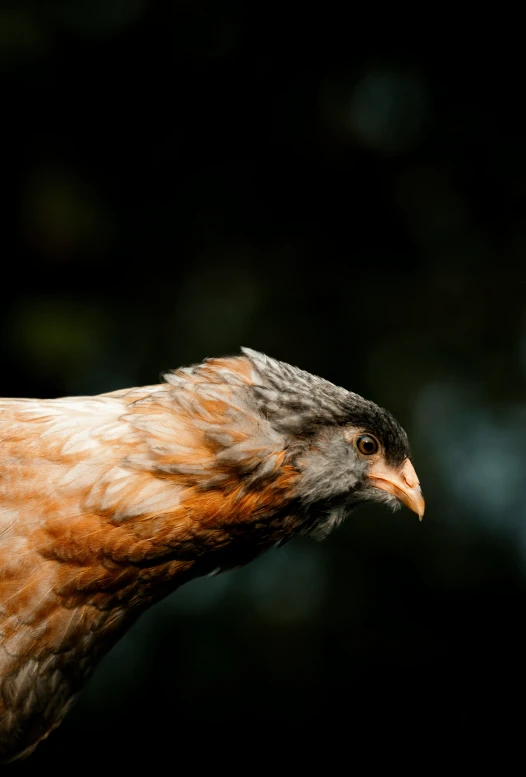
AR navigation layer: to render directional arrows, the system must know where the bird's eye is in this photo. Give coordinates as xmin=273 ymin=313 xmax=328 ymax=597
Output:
xmin=356 ymin=434 xmax=379 ymax=455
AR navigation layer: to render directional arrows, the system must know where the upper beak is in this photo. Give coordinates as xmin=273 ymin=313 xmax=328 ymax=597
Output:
xmin=368 ymin=458 xmax=425 ymax=520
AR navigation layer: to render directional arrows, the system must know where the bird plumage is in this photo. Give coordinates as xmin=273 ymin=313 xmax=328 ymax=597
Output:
xmin=0 ymin=348 xmax=423 ymax=762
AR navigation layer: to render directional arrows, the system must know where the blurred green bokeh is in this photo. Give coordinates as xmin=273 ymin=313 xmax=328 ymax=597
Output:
xmin=2 ymin=1 xmax=525 ymax=768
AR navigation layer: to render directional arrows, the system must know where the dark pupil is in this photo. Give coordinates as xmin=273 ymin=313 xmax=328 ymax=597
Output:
xmin=360 ymin=436 xmax=376 ymax=453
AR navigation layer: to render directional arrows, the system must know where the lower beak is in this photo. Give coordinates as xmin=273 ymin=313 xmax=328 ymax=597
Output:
xmin=368 ymin=458 xmax=425 ymax=520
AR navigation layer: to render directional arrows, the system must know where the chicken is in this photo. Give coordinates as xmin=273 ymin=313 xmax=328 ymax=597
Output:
xmin=0 ymin=348 xmax=424 ymax=762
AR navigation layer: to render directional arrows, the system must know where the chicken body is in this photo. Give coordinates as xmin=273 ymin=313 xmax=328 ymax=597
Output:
xmin=0 ymin=349 xmax=423 ymax=761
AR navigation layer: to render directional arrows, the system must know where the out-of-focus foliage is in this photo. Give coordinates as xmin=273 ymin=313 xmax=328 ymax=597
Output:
xmin=2 ymin=1 xmax=525 ymax=768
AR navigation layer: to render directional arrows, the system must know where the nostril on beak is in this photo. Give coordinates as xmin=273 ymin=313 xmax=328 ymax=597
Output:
xmin=400 ymin=458 xmax=419 ymax=490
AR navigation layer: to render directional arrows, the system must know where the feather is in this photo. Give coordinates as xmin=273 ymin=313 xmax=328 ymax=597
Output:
xmin=0 ymin=349 xmax=420 ymax=762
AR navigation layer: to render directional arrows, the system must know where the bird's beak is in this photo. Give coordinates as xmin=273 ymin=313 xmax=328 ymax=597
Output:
xmin=368 ymin=458 xmax=425 ymax=520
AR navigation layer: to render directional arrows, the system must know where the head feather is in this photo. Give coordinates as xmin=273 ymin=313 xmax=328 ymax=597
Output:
xmin=241 ymin=347 xmax=410 ymax=464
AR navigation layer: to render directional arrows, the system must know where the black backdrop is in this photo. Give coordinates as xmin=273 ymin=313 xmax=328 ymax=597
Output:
xmin=2 ymin=2 xmax=525 ymax=769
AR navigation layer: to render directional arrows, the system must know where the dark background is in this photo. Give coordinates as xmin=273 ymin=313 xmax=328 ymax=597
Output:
xmin=2 ymin=1 xmax=525 ymax=768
